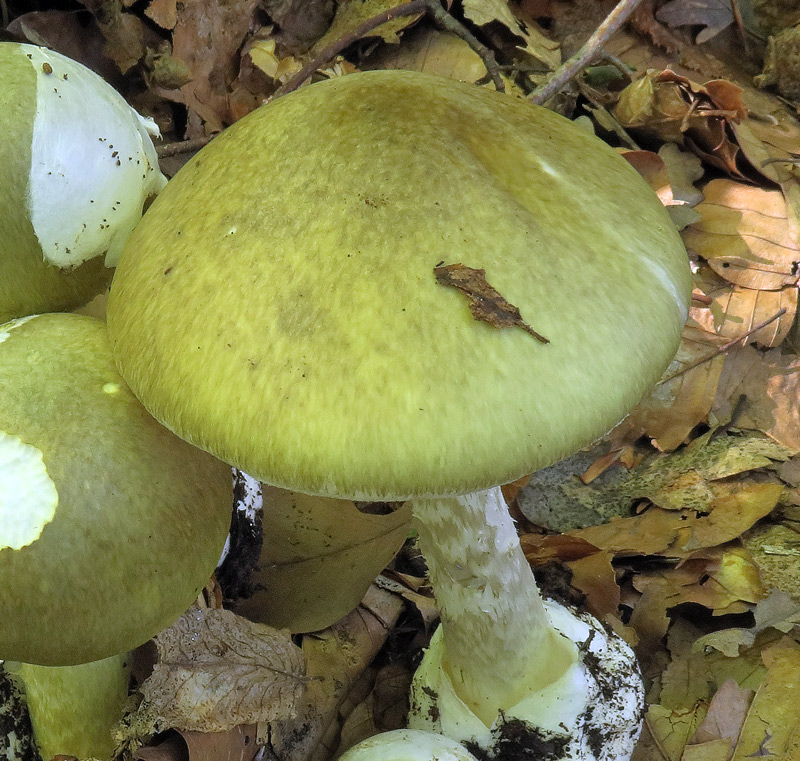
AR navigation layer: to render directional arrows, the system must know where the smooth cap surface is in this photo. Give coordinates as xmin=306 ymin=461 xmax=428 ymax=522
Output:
xmin=108 ymin=70 xmax=691 ymax=501
xmin=0 ymin=313 xmax=232 ymax=665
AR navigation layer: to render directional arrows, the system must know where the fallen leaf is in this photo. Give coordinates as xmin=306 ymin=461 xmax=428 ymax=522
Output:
xmin=731 ymin=638 xmax=800 ymax=759
xmin=646 ymin=703 xmax=706 ymax=761
xmin=690 ymin=277 xmax=797 ymax=348
xmin=655 ymin=0 xmax=734 ymax=44
xmin=686 ymin=678 xmax=753 ymax=751
xmin=695 ymin=590 xmax=800 ymax=656
xmin=621 ymin=324 xmax=726 ymax=452
xmin=138 ymin=608 xmax=306 ymax=733
xmin=713 ymin=346 xmax=800 ymax=452
xmin=233 ymin=487 xmax=412 ymax=633
xmin=615 ymin=70 xmax=747 ymax=177
xmin=682 ymin=180 xmax=800 ymax=290
xmin=462 ymin=0 xmax=560 ymax=72
xmin=433 ymin=263 xmax=549 ymax=343
xmin=313 ymin=0 xmax=423 ymax=51
xmin=364 ymin=27 xmax=488 ymax=83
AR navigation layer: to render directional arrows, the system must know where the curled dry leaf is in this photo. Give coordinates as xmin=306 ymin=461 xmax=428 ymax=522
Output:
xmin=615 ymin=70 xmax=747 ymax=177
xmin=682 ymin=179 xmax=800 ymax=290
xmin=141 ymin=607 xmax=306 ymax=733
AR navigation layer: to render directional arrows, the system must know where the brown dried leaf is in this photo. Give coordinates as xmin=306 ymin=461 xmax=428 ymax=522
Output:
xmin=462 ymin=0 xmax=560 ymax=72
xmin=568 ymin=506 xmax=688 ymax=556
xmin=690 ymin=276 xmax=798 ymax=348
xmin=142 ymin=608 xmax=306 ymax=733
xmin=712 ymin=345 xmax=800 ymax=452
xmin=164 ymin=0 xmax=261 ymax=132
xmin=365 ymin=28 xmax=488 ymax=83
xmin=682 ymin=180 xmax=800 ymax=290
xmin=145 ymin=0 xmax=177 ymax=29
xmin=621 ymin=324 xmax=726 ymax=452
xmin=566 ymin=551 xmax=621 ymax=621
xmin=615 ymin=70 xmax=747 ymax=177
xmin=434 ymin=263 xmax=549 ymax=343
xmin=696 ymin=590 xmax=800 ymax=657
xmin=674 ymin=482 xmax=783 ymax=553
xmin=178 ymin=725 xmax=260 ymax=761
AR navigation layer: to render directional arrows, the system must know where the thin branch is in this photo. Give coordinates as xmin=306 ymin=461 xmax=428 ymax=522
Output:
xmin=156 ymin=136 xmax=213 ymax=158
xmin=658 ymin=308 xmax=787 ymax=385
xmin=529 ymin=0 xmax=646 ymax=105
xmin=273 ymin=0 xmax=504 ymax=99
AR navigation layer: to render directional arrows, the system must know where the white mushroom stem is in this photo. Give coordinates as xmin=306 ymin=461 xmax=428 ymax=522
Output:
xmin=7 ymin=654 xmax=130 ymax=760
xmin=409 ymin=487 xmax=645 ymax=760
xmin=410 ymin=487 xmax=574 ymax=724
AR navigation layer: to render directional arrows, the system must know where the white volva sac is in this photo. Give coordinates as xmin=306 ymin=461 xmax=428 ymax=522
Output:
xmin=409 ymin=599 xmax=645 ymax=761
xmin=23 ymin=45 xmax=167 ymax=269
xmin=0 ymin=431 xmax=58 ymax=551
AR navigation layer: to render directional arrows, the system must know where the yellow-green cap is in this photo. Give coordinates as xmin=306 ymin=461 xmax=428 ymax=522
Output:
xmin=0 ymin=313 xmax=232 ymax=666
xmin=107 ymin=70 xmax=691 ymax=501
xmin=0 ymin=43 xmax=166 ymax=323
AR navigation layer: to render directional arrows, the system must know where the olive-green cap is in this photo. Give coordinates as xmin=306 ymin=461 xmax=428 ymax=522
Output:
xmin=0 ymin=42 xmax=166 ymax=322
xmin=0 ymin=313 xmax=232 ymax=666
xmin=107 ymin=70 xmax=691 ymax=501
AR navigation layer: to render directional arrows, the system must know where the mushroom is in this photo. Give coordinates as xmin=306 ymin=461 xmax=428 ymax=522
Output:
xmin=105 ymin=70 xmax=691 ymax=758
xmin=0 ymin=313 xmax=232 ymax=759
xmin=0 ymin=43 xmax=166 ymax=323
xmin=339 ymin=729 xmax=479 ymax=761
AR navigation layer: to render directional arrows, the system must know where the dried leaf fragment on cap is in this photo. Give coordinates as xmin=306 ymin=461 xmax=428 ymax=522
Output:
xmin=433 ymin=263 xmax=549 ymax=343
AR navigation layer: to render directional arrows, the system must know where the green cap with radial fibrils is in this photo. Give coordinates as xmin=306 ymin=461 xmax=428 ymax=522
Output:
xmin=107 ymin=70 xmax=692 ymax=501
xmin=0 ymin=313 xmax=232 ymax=666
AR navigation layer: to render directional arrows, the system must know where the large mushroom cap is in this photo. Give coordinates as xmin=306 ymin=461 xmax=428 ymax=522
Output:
xmin=0 ymin=313 xmax=232 ymax=666
xmin=107 ymin=70 xmax=691 ymax=501
xmin=0 ymin=43 xmax=166 ymax=322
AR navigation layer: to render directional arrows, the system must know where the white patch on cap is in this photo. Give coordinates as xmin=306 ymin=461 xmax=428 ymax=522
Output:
xmin=642 ymin=256 xmax=690 ymax=320
xmin=24 ymin=44 xmax=167 ymax=269
xmin=0 ymin=315 xmax=37 ymax=345
xmin=0 ymin=431 xmax=59 ymax=550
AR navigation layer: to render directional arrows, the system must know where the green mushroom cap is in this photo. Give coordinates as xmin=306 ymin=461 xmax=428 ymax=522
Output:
xmin=107 ymin=70 xmax=692 ymax=501
xmin=0 ymin=43 xmax=165 ymax=323
xmin=0 ymin=313 xmax=232 ymax=666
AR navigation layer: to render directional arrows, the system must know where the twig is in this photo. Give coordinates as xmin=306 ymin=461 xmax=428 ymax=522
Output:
xmin=658 ymin=308 xmax=787 ymax=385
xmin=529 ymin=0 xmax=646 ymax=105
xmin=156 ymin=136 xmax=213 ymax=158
xmin=273 ymin=0 xmax=505 ymax=98
xmin=729 ymin=0 xmax=750 ymax=58
xmin=1 ymin=0 xmax=8 ymax=31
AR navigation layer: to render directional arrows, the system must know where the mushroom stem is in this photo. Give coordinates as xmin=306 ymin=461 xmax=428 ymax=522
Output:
xmin=410 ymin=486 xmax=574 ymax=724
xmin=9 ymin=653 xmax=130 ymax=760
